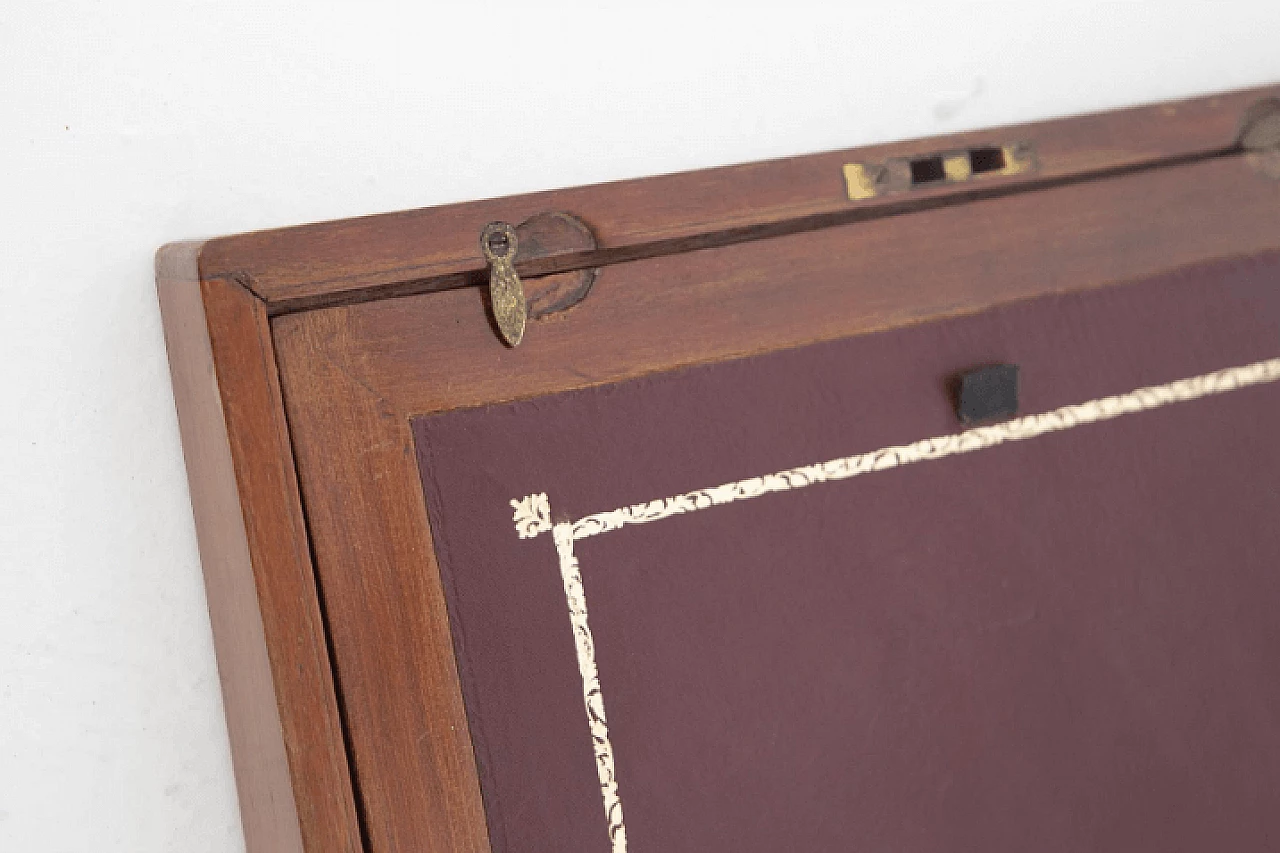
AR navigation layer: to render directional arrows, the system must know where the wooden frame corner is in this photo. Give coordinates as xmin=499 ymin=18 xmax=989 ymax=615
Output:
xmin=156 ymin=242 xmax=363 ymax=853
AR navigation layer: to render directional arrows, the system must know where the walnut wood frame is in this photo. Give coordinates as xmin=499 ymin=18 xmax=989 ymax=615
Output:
xmin=158 ymin=84 xmax=1280 ymax=853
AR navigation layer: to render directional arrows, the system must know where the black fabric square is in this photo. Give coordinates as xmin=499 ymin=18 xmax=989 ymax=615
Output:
xmin=956 ymin=364 xmax=1019 ymax=424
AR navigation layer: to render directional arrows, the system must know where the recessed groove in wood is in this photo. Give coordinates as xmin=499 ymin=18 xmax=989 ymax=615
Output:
xmin=910 ymin=155 xmax=948 ymax=185
xmin=260 ymin=142 xmax=1235 ymax=317
xmin=196 ymin=83 xmax=1280 ymax=317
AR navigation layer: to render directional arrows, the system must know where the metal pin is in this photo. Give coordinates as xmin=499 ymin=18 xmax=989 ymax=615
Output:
xmin=480 ymin=221 xmax=527 ymax=347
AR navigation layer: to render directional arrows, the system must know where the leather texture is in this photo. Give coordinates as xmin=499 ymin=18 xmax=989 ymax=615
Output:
xmin=414 ymin=252 xmax=1280 ymax=853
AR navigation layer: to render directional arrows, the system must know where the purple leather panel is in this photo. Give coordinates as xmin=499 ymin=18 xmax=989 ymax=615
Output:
xmin=413 ymin=252 xmax=1280 ymax=853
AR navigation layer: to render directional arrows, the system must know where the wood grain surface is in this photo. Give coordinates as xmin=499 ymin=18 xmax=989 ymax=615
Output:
xmin=204 ymin=84 xmax=1279 ymax=314
xmin=157 ymin=246 xmax=361 ymax=853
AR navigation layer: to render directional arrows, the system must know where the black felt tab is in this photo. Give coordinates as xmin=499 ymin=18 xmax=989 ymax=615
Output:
xmin=956 ymin=364 xmax=1019 ymax=425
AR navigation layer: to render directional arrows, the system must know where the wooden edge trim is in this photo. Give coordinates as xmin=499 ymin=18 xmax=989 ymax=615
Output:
xmin=157 ymin=243 xmax=363 ymax=853
xmin=200 ymin=83 xmax=1280 ymax=312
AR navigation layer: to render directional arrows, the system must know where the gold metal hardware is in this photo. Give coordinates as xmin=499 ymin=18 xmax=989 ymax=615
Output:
xmin=843 ymin=163 xmax=880 ymax=200
xmin=843 ymin=141 xmax=1036 ymax=201
xmin=481 ymin=221 xmax=527 ymax=347
xmin=942 ymin=154 xmax=972 ymax=182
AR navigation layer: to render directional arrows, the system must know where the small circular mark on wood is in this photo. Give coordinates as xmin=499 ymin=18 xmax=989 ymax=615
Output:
xmin=515 ymin=211 xmax=600 ymax=319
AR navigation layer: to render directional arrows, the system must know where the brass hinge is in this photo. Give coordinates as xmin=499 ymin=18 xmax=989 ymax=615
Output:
xmin=844 ymin=141 xmax=1036 ymax=201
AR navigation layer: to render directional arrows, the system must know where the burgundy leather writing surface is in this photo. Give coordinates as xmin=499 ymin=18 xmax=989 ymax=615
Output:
xmin=413 ymin=253 xmax=1280 ymax=853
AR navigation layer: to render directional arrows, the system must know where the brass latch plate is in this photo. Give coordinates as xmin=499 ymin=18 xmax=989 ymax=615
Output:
xmin=845 ymin=142 xmax=1036 ymax=201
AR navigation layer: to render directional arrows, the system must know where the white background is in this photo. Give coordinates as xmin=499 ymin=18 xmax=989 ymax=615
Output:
xmin=2 ymin=2 xmax=1279 ymax=850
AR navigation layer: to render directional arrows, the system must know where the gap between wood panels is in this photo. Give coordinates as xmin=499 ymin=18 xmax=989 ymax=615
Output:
xmin=262 ymin=143 xmax=1242 ymax=317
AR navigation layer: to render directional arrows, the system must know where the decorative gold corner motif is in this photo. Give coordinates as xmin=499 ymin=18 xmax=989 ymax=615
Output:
xmin=511 ymin=492 xmax=552 ymax=539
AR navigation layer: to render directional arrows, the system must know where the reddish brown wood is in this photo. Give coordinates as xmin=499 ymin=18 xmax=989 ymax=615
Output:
xmin=270 ymin=150 xmax=1280 ymax=853
xmin=162 ymin=84 xmax=1280 ymax=853
xmin=156 ymin=246 xmax=362 ymax=853
xmin=516 ymin=211 xmax=599 ymax=318
xmin=290 ymin=154 xmax=1280 ymax=417
xmin=202 ymin=84 xmax=1280 ymax=314
xmin=270 ymin=314 xmax=492 ymax=853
